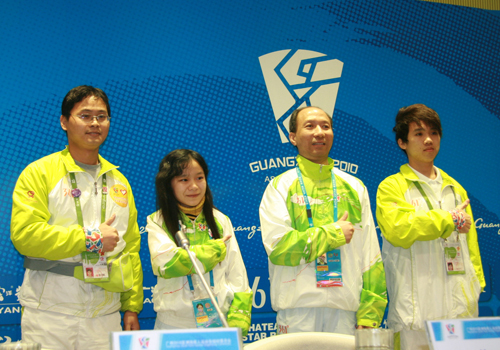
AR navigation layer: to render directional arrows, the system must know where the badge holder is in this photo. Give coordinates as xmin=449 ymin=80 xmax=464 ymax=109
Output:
xmin=188 ymin=273 xmax=224 ymax=328
xmin=82 ymin=250 xmax=109 ymax=282
xmin=316 ymin=249 xmax=343 ymax=287
xmin=176 ymin=225 xmax=229 ymax=328
xmin=443 ymin=240 xmax=465 ymax=275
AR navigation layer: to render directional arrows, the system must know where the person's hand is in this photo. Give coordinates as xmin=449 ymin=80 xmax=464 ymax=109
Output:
xmin=222 ymin=234 xmax=232 ymax=243
xmin=356 ymin=325 xmax=374 ymax=329
xmin=336 ymin=211 xmax=354 ymax=243
xmin=123 ymin=311 xmax=140 ymax=331
xmin=456 ymin=200 xmax=472 ymax=233
xmin=99 ymin=214 xmax=119 ymax=252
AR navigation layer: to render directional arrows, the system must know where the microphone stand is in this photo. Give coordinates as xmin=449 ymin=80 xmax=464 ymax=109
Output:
xmin=176 ymin=229 xmax=229 ymax=328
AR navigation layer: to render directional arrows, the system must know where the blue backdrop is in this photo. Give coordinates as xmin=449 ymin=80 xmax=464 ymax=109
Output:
xmin=1 ymin=0 xmax=499 ymax=344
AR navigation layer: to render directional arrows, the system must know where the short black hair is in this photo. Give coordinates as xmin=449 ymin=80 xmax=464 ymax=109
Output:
xmin=61 ymin=85 xmax=110 ymax=119
xmin=393 ymin=104 xmax=442 ymax=145
xmin=288 ymin=106 xmax=332 ymax=134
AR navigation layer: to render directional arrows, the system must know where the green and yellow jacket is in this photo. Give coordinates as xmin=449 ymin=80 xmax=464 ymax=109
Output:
xmin=376 ymin=164 xmax=484 ymax=332
xmin=259 ymin=156 xmax=387 ymax=328
xmin=11 ymin=148 xmax=143 ymax=317
xmin=147 ymin=209 xmax=252 ymax=335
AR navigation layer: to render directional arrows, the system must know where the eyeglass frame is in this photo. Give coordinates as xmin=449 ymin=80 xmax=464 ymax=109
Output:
xmin=71 ymin=114 xmax=111 ymax=124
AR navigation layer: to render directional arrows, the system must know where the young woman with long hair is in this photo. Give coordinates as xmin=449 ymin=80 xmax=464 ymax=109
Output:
xmin=146 ymin=149 xmax=252 ymax=335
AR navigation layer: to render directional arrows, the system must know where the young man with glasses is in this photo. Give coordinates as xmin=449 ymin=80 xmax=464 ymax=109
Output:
xmin=11 ymin=85 xmax=143 ymax=349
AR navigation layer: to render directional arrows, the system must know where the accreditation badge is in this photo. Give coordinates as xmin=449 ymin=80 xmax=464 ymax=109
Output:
xmin=443 ymin=241 xmax=466 ymax=275
xmin=82 ymin=252 xmax=110 ymax=282
xmin=316 ymin=248 xmax=343 ymax=287
xmin=192 ymin=297 xmax=223 ymax=328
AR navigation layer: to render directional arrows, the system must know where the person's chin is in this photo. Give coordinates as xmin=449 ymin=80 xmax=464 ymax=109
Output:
xmin=85 ymin=137 xmax=103 ymax=144
xmin=184 ymin=197 xmax=202 ymax=207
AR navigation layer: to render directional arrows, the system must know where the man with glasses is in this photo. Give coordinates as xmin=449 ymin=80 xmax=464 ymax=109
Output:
xmin=259 ymin=106 xmax=387 ymax=334
xmin=11 ymin=85 xmax=143 ymax=349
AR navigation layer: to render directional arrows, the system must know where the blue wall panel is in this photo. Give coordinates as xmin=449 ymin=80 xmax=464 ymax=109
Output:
xmin=0 ymin=0 xmax=498 ymax=344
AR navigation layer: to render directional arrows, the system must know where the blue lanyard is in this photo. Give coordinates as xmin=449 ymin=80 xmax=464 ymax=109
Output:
xmin=178 ymin=223 xmax=215 ymax=290
xmin=187 ymin=271 xmax=215 ymax=291
xmin=296 ymin=166 xmax=338 ymax=226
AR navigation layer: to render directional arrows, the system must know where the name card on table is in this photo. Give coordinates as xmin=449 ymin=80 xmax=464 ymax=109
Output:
xmin=110 ymin=328 xmax=242 ymax=350
xmin=425 ymin=317 xmax=500 ymax=350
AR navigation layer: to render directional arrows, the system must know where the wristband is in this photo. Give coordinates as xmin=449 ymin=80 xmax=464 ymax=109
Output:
xmin=84 ymin=227 xmax=104 ymax=255
xmin=448 ymin=210 xmax=466 ymax=230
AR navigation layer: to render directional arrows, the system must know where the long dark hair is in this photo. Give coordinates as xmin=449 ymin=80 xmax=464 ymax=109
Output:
xmin=155 ymin=149 xmax=221 ymax=245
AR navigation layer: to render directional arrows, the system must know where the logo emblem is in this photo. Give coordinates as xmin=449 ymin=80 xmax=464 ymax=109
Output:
xmin=445 ymin=324 xmax=455 ymax=334
xmin=138 ymin=337 xmax=150 ymax=349
xmin=110 ymin=184 xmax=128 ymax=208
xmin=259 ymin=49 xmax=343 ymax=143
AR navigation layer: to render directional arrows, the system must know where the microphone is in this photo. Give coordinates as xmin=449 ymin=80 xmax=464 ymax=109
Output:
xmin=175 ymin=229 xmax=190 ymax=248
xmin=174 ymin=222 xmax=229 ymax=328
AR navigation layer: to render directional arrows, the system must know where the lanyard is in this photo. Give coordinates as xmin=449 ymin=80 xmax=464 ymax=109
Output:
xmin=69 ymin=172 xmax=107 ymax=226
xmin=413 ymin=181 xmax=458 ymax=210
xmin=187 ymin=271 xmax=215 ymax=291
xmin=296 ymin=166 xmax=338 ymax=225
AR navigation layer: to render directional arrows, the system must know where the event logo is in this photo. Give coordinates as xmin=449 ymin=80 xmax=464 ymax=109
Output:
xmin=24 ymin=190 xmax=37 ymax=203
xmin=0 ymin=336 xmax=12 ymax=344
xmin=243 ymin=322 xmax=277 ymax=342
xmin=259 ymin=49 xmax=343 ymax=143
xmin=110 ymin=184 xmax=128 ymax=208
xmin=0 ymin=277 xmax=22 ymax=325
xmin=475 ymin=218 xmax=500 ymax=234
xmin=249 ymin=157 xmax=297 ymax=173
xmin=249 ymin=157 xmax=359 ymax=177
xmin=142 ymin=285 xmax=154 ymax=306
xmin=446 ymin=324 xmax=455 ymax=335
xmin=234 ymin=225 xmax=261 ymax=240
xmin=138 ymin=337 xmax=150 ymax=349
xmin=290 ymin=193 xmax=323 ymax=206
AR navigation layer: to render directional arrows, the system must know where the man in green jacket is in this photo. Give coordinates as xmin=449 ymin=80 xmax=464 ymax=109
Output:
xmin=376 ymin=104 xmax=485 ymax=350
xmin=260 ymin=106 xmax=387 ymax=334
xmin=11 ymin=85 xmax=143 ymax=350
